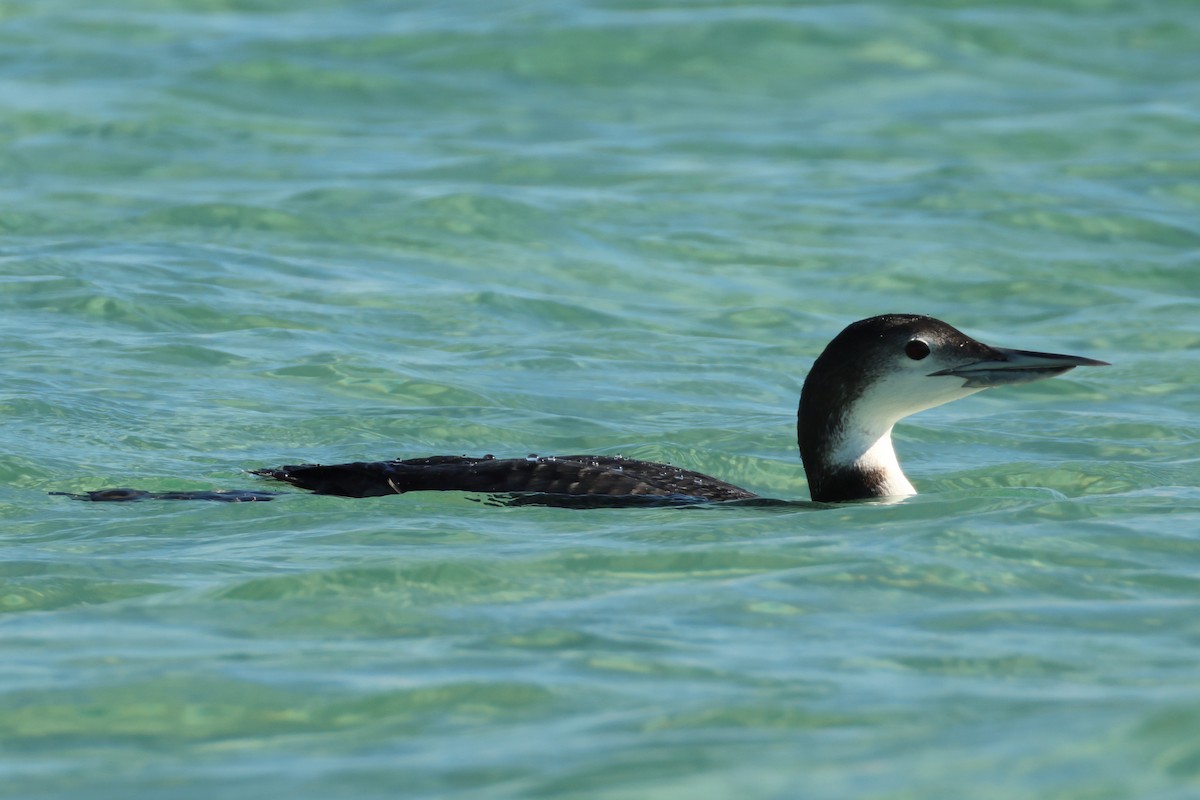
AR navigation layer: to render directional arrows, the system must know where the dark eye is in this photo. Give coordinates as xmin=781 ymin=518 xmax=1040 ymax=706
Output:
xmin=905 ymin=339 xmax=930 ymax=360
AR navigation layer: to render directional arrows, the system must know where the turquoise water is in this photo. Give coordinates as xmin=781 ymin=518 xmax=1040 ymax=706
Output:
xmin=3 ymin=1 xmax=1200 ymax=797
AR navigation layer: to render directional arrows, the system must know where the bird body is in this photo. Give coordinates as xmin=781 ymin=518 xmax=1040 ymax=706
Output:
xmin=254 ymin=455 xmax=758 ymax=502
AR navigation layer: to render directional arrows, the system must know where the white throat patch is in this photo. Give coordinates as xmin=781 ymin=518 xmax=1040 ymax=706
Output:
xmin=828 ymin=371 xmax=983 ymax=498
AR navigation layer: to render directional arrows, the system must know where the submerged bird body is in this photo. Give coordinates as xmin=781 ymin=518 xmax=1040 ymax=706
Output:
xmin=254 ymin=314 xmax=1107 ymax=504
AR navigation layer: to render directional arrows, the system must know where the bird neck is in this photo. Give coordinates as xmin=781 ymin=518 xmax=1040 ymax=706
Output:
xmin=798 ymin=383 xmax=916 ymax=503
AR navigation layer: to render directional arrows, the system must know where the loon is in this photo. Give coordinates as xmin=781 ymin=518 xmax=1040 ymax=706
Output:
xmin=253 ymin=314 xmax=1106 ymax=504
xmin=59 ymin=315 xmax=1107 ymax=505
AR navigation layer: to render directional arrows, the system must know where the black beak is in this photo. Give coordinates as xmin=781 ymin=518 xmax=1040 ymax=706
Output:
xmin=929 ymin=346 xmax=1109 ymax=389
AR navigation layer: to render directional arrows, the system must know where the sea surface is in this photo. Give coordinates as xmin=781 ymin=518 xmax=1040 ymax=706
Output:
xmin=2 ymin=1 xmax=1199 ymax=798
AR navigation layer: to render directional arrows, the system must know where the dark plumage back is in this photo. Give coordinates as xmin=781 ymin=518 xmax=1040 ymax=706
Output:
xmin=254 ymin=455 xmax=758 ymax=502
